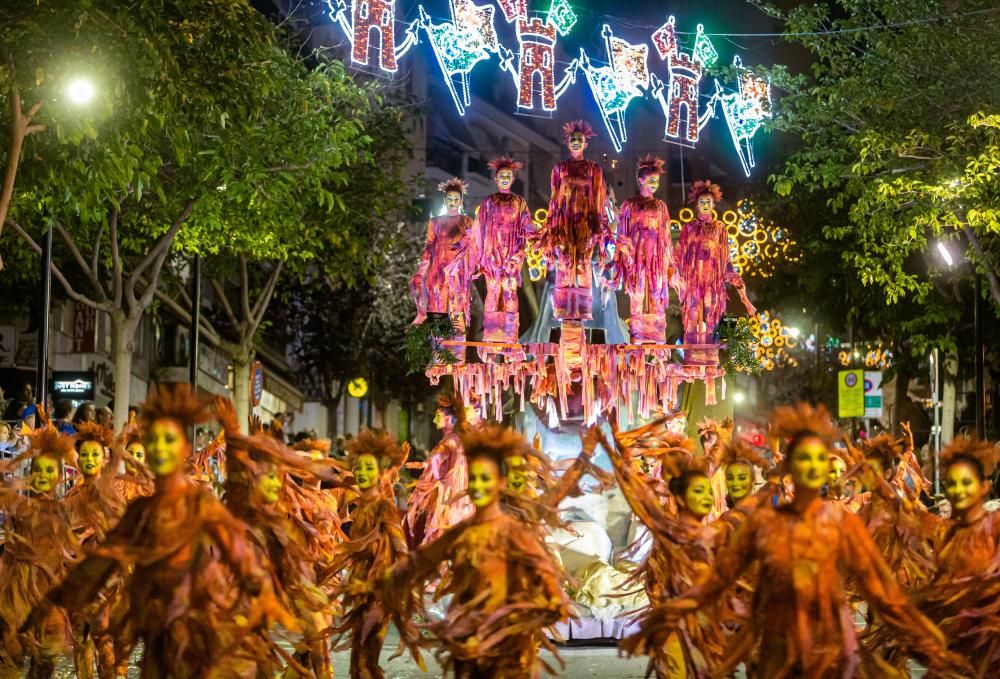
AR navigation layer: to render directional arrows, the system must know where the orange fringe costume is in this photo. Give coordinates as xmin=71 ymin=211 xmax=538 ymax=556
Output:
xmin=387 ymin=425 xmax=572 ymax=679
xmin=623 ymin=404 xmax=969 ymax=679
xmin=328 ymin=429 xmax=422 ymax=679
xmin=113 ymin=426 xmax=154 ymax=504
xmin=403 ymin=394 xmax=473 ymax=548
xmin=64 ymin=422 xmax=128 ymax=679
xmin=601 ymin=424 xmax=727 ymax=679
xmin=0 ymin=427 xmax=79 ymax=679
xmin=216 ymin=399 xmax=351 ymax=679
xmin=914 ymin=439 xmax=1000 ymax=678
xmin=46 ymin=384 xmax=282 ymax=678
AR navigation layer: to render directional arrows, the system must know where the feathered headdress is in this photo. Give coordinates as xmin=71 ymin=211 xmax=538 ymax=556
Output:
xmin=293 ymin=438 xmax=332 ymax=456
xmin=461 ymin=424 xmax=528 ymax=472
xmin=437 ymin=177 xmax=469 ymax=195
xmin=769 ymin=403 xmax=839 ymax=448
xmin=860 ymin=433 xmax=903 ymax=468
xmin=940 ymin=437 xmax=999 ymax=479
xmin=29 ymin=425 xmax=77 ymax=466
xmin=562 ymin=119 xmax=597 ymax=142
xmin=345 ymin=428 xmax=407 ymax=471
xmin=697 ymin=417 xmax=735 ymax=441
xmin=75 ymin=421 xmax=113 ymax=450
xmin=612 ymin=418 xmax=696 ymax=478
xmin=636 ymin=154 xmax=666 ymax=180
xmin=687 ymin=179 xmax=723 ymax=205
xmin=720 ymin=436 xmax=771 ymax=471
xmin=488 ymin=156 xmax=524 ymax=174
xmin=141 ymin=383 xmax=211 ymax=432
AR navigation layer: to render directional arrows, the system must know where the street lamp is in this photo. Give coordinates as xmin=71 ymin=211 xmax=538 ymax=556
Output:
xmin=66 ymin=77 xmax=96 ymax=105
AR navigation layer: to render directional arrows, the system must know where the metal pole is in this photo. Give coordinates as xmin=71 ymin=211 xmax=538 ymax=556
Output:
xmin=931 ymin=348 xmax=941 ymax=495
xmin=189 ymin=253 xmax=201 ymax=389
xmin=974 ymin=273 xmax=986 ymax=438
xmin=35 ymin=227 xmax=53 ymax=409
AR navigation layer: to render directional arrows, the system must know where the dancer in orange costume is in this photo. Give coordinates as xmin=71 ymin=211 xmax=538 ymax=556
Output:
xmin=403 ymin=394 xmax=473 ymax=547
xmin=697 ymin=417 xmax=735 ymax=517
xmin=64 ymin=422 xmax=128 ymax=679
xmin=624 ymin=404 xmax=971 ymax=678
xmin=0 ymin=426 xmax=79 ymax=679
xmin=329 ymin=429 xmax=422 ymax=679
xmin=45 ymin=384 xmax=283 ymax=678
xmin=114 ymin=426 xmax=154 ymax=504
xmin=386 ymin=425 xmax=572 ymax=678
xmin=916 ymin=438 xmax=1000 ymax=677
xmin=601 ymin=424 xmax=726 ymax=678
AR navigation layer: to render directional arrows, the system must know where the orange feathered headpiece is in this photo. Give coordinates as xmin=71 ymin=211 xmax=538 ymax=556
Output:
xmin=940 ymin=437 xmax=999 ymax=479
xmin=613 ymin=418 xmax=696 ymax=479
xmin=293 ymin=438 xmax=332 ymax=456
xmin=637 ymin=154 xmax=666 ymax=181
xmin=75 ymin=421 xmax=113 ymax=450
xmin=698 ymin=417 xmax=735 ymax=441
xmin=141 ymin=383 xmax=211 ymax=432
xmin=861 ymin=433 xmax=903 ymax=468
xmin=461 ymin=424 xmax=529 ymax=472
xmin=769 ymin=403 xmax=839 ymax=449
xmin=346 ymin=428 xmax=406 ymax=470
xmin=720 ymin=436 xmax=771 ymax=471
xmin=29 ymin=425 xmax=77 ymax=466
xmin=488 ymin=156 xmax=524 ymax=174
xmin=562 ymin=119 xmax=597 ymax=142
xmin=437 ymin=177 xmax=469 ymax=195
xmin=687 ymin=179 xmax=723 ymax=205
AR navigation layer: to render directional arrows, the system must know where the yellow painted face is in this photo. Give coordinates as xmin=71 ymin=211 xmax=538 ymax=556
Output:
xmin=468 ymin=457 xmax=502 ymax=509
xmin=30 ymin=454 xmax=60 ymax=494
xmin=433 ymin=409 xmax=453 ymax=431
xmin=444 ymin=191 xmax=463 ymax=215
xmin=788 ymin=436 xmax=831 ymax=491
xmin=829 ymin=456 xmax=846 ymax=484
xmin=568 ymin=132 xmax=587 ymax=154
xmin=126 ymin=441 xmax=146 ymax=474
xmin=683 ymin=474 xmax=714 ymax=518
xmin=496 ymin=169 xmax=514 ymax=192
xmin=78 ymin=440 xmax=105 ymax=477
xmin=725 ymin=462 xmax=752 ymax=501
xmin=641 ymin=173 xmax=660 ymax=195
xmin=256 ymin=468 xmax=283 ymax=505
xmin=506 ymin=454 xmax=527 ymax=494
xmin=146 ymin=419 xmax=187 ymax=477
xmin=944 ymin=461 xmax=985 ymax=513
xmin=696 ymin=194 xmax=714 ymax=218
xmin=352 ymin=453 xmax=380 ymax=491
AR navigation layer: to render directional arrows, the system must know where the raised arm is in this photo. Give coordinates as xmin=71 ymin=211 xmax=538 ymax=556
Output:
xmin=539 ymin=427 xmax=607 ymax=509
xmin=598 ymin=431 xmax=679 ymax=542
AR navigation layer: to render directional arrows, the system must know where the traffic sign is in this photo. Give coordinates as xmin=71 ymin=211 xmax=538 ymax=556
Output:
xmin=838 ymin=369 xmax=864 ymax=418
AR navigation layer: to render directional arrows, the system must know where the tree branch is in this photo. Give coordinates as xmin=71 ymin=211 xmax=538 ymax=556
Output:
xmin=250 ymin=260 xmax=283 ymax=328
xmin=239 ymin=255 xmax=252 ymax=322
xmin=126 ymin=200 xmax=195 ymax=304
xmin=109 ymin=209 xmax=122 ymax=308
xmin=210 ymin=277 xmax=241 ymax=330
xmin=55 ymin=222 xmax=108 ymax=302
xmin=90 ymin=219 xmax=105 ymax=282
xmin=152 ymin=287 xmax=223 ymax=346
xmin=961 ymin=222 xmax=1000 ymax=310
xmin=6 ymin=219 xmax=103 ymax=310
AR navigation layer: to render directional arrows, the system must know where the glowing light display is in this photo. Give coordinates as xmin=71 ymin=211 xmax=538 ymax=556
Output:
xmin=692 ymin=23 xmax=719 ymax=68
xmin=496 ymin=0 xmax=527 ymax=22
xmin=500 ymin=17 xmax=579 ymax=113
xmin=716 ymin=56 xmax=773 ymax=176
xmin=580 ymin=24 xmax=649 ymax=152
xmin=328 ymin=0 xmax=419 ymax=72
xmin=547 ymin=0 xmax=578 ymax=37
xmin=725 ymin=200 xmax=797 ymax=279
xmin=649 ymin=16 xmax=714 ymax=145
xmin=748 ymin=311 xmax=799 ymax=371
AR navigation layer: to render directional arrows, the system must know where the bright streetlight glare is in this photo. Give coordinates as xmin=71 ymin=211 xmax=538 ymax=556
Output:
xmin=66 ymin=78 xmax=96 ymax=104
xmin=733 ymin=391 xmax=746 ymax=404
xmin=788 ymin=326 xmax=801 ymax=338
xmin=936 ymin=241 xmax=955 ymax=268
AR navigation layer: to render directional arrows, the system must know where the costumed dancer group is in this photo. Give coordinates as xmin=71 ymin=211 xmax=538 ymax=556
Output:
xmin=2 ymin=387 xmax=997 ymax=677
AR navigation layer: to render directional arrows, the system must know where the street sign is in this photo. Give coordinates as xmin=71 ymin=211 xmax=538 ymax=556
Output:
xmin=864 ymin=371 xmax=883 ymax=419
xmin=348 ymin=377 xmax=369 ymax=399
xmin=838 ymin=369 xmax=864 ymax=418
xmin=250 ymin=361 xmax=264 ymax=407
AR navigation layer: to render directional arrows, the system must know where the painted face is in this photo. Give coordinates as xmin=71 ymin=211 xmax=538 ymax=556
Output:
xmin=256 ymin=467 xmax=283 ymax=505
xmin=78 ymin=440 xmax=105 ymax=477
xmin=495 ymin=169 xmax=514 ymax=192
xmin=352 ymin=453 xmax=379 ymax=491
xmin=146 ymin=419 xmax=187 ymax=477
xmin=30 ymin=454 xmax=60 ymax=494
xmin=640 ymin=173 xmax=660 ymax=195
xmin=696 ymin=194 xmax=715 ymax=218
xmin=788 ymin=436 xmax=831 ymax=491
xmin=433 ymin=409 xmax=455 ymax=431
xmin=829 ymin=456 xmax=846 ymax=484
xmin=468 ymin=457 xmax=502 ymax=509
xmin=506 ymin=454 xmax=527 ymax=493
xmin=125 ymin=441 xmax=145 ymax=475
xmin=683 ymin=475 xmax=714 ymax=518
xmin=444 ymin=191 xmax=463 ymax=216
xmin=568 ymin=132 xmax=587 ymax=155
xmin=725 ymin=462 xmax=752 ymax=501
xmin=944 ymin=462 xmax=985 ymax=513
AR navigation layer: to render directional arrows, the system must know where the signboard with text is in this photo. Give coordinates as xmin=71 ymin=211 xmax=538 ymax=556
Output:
xmin=51 ymin=371 xmax=95 ymax=401
xmin=864 ymin=371 xmax=883 ymax=419
xmin=73 ymin=303 xmax=96 ymax=353
xmin=838 ymin=369 xmax=864 ymax=419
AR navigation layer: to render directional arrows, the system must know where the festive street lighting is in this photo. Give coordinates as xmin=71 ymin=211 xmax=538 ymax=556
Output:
xmin=66 ymin=77 xmax=96 ymax=105
xmin=936 ymin=241 xmax=955 ymax=268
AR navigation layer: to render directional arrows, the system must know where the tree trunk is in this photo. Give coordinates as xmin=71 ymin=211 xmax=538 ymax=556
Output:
xmin=111 ymin=311 xmax=139 ymax=431
xmin=232 ymin=347 xmax=254 ymax=433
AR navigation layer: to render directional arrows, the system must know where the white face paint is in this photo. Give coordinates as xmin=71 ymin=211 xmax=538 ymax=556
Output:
xmin=640 ymin=173 xmax=660 ymax=196
xmin=444 ymin=191 xmax=463 ymax=216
